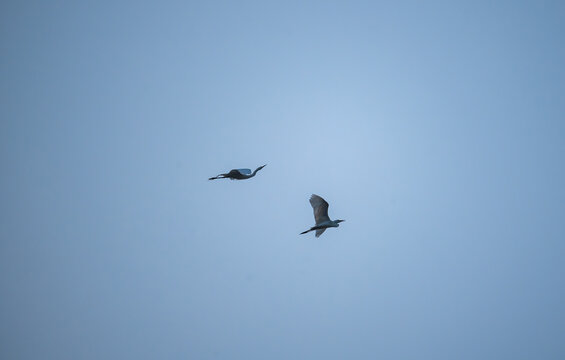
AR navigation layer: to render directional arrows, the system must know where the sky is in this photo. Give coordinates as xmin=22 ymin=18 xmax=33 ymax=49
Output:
xmin=1 ymin=1 xmax=565 ymax=359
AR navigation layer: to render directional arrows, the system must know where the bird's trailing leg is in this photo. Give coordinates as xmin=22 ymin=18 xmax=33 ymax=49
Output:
xmin=208 ymin=174 xmax=227 ymax=180
xmin=300 ymin=225 xmax=321 ymax=235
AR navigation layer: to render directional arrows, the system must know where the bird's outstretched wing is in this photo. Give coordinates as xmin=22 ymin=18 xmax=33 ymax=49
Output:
xmin=315 ymin=228 xmax=326 ymax=237
xmin=235 ymin=168 xmax=252 ymax=175
xmin=310 ymin=194 xmax=330 ymax=225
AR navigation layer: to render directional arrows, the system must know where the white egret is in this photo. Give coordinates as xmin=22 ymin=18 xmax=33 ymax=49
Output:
xmin=208 ymin=164 xmax=267 ymax=180
xmin=300 ymin=194 xmax=345 ymax=237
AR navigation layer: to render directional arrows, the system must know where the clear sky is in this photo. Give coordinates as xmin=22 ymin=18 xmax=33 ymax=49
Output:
xmin=1 ymin=1 xmax=564 ymax=359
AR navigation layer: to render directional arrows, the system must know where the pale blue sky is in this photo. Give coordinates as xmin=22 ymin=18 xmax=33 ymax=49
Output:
xmin=1 ymin=1 xmax=565 ymax=359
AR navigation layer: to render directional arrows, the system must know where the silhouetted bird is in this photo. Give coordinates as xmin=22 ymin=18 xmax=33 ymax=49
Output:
xmin=208 ymin=165 xmax=266 ymax=180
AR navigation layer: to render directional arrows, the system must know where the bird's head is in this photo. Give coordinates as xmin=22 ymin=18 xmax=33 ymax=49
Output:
xmin=257 ymin=164 xmax=267 ymax=170
xmin=335 ymin=219 xmax=345 ymax=224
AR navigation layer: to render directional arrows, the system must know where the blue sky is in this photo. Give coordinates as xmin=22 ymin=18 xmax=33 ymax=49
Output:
xmin=1 ymin=1 xmax=565 ymax=359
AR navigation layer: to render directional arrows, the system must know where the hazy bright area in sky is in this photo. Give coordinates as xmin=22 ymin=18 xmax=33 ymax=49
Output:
xmin=1 ymin=1 xmax=564 ymax=359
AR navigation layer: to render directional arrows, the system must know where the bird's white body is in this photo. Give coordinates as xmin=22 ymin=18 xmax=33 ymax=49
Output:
xmin=317 ymin=220 xmax=339 ymax=227
xmin=317 ymin=220 xmax=340 ymax=228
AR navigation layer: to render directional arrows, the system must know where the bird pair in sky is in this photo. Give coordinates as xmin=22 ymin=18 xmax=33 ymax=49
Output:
xmin=209 ymin=165 xmax=345 ymax=237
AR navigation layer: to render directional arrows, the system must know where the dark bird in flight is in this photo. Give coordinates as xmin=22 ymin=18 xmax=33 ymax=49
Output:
xmin=300 ymin=194 xmax=345 ymax=237
xmin=208 ymin=164 xmax=267 ymax=180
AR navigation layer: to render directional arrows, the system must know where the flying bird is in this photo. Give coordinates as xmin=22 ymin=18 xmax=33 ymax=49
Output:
xmin=208 ymin=164 xmax=267 ymax=180
xmin=300 ymin=194 xmax=345 ymax=237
